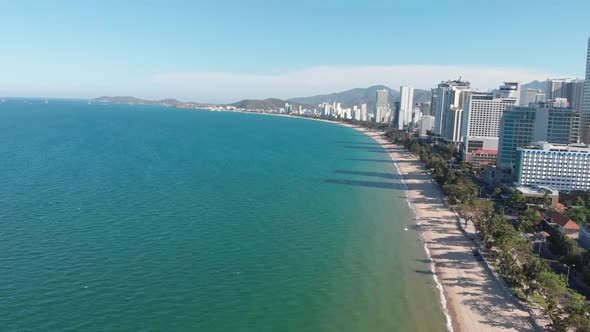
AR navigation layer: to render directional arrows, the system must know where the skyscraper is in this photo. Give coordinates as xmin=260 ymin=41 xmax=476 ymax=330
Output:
xmin=521 ymin=89 xmax=546 ymax=106
xmin=432 ymin=79 xmax=471 ymax=136
xmin=497 ymin=104 xmax=580 ymax=177
xmin=361 ymin=104 xmax=368 ymax=122
xmin=375 ymin=89 xmax=390 ymax=123
xmin=547 ymin=78 xmax=585 ymax=112
xmin=583 ymin=37 xmax=590 ymax=143
xmin=398 ymin=86 xmax=414 ymax=130
xmin=461 ymin=83 xmax=518 ymax=163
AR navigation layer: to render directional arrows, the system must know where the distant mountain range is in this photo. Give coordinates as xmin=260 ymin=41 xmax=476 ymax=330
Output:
xmin=92 ymin=96 xmax=183 ymax=106
xmin=229 ymin=98 xmax=313 ymax=111
xmin=94 ymin=80 xmax=549 ymax=111
xmin=520 ymin=80 xmax=547 ymax=93
xmin=288 ymin=85 xmax=432 ymax=111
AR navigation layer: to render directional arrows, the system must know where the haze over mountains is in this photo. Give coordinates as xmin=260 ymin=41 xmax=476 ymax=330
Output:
xmin=94 ymin=80 xmax=550 ymax=111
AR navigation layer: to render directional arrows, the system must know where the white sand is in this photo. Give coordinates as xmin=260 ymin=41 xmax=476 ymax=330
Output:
xmin=347 ymin=125 xmax=537 ymax=332
xmin=241 ymin=113 xmax=538 ymax=331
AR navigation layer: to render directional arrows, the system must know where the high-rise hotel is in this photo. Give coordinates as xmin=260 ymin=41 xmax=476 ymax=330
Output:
xmin=583 ymin=37 xmax=590 ymax=143
xmin=397 ymin=86 xmax=414 ymax=130
xmin=461 ymin=82 xmax=519 ymax=163
xmin=375 ymin=89 xmax=390 ymax=124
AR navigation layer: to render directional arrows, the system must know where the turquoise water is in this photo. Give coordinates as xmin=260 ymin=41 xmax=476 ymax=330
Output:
xmin=0 ymin=100 xmax=447 ymax=331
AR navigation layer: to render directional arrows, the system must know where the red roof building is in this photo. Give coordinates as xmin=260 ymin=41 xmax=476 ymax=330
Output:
xmin=471 ymin=150 xmax=498 ymax=168
xmin=544 ymin=210 xmax=580 ymax=238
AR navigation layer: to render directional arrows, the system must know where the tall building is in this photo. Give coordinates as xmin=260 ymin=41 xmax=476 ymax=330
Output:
xmin=398 ymin=86 xmax=414 ymax=129
xmin=433 ymin=79 xmax=471 ymax=136
xmin=361 ymin=103 xmax=368 ymax=122
xmin=375 ymin=89 xmax=390 ymax=123
xmin=547 ymin=79 xmax=569 ymax=100
xmin=461 ymin=83 xmax=518 ymax=163
xmin=497 ymin=104 xmax=580 ymax=176
xmin=515 ymin=142 xmax=590 ymax=191
xmin=583 ymin=37 xmax=590 ymax=143
xmin=521 ymin=89 xmax=546 ymax=106
xmin=419 ymin=115 xmax=435 ymax=138
xmin=320 ymin=102 xmax=333 ymax=118
xmin=397 ymin=85 xmax=414 ymax=130
xmin=568 ymin=79 xmax=585 ymax=112
xmin=547 ymin=78 xmax=585 ymax=112
xmin=443 ymin=108 xmax=464 ymax=143
xmin=417 ymin=101 xmax=432 ymax=116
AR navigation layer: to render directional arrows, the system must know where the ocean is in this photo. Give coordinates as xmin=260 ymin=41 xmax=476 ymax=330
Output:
xmin=0 ymin=99 xmax=447 ymax=331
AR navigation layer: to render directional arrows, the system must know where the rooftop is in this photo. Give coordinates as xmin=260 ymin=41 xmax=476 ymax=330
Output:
xmin=515 ymin=185 xmax=559 ymax=197
xmin=473 ymin=149 xmax=498 ymax=155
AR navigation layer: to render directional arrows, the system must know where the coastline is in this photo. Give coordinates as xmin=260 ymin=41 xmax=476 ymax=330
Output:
xmin=342 ymin=124 xmax=536 ymax=332
xmin=257 ymin=113 xmax=537 ymax=332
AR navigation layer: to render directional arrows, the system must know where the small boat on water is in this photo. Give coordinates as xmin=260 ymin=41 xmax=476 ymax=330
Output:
xmin=44 ymin=98 xmax=48 ymax=104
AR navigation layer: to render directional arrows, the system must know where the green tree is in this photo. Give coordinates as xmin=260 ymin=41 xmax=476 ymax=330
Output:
xmin=519 ymin=207 xmax=542 ymax=231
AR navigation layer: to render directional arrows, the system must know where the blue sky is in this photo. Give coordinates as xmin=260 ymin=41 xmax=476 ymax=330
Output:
xmin=0 ymin=0 xmax=589 ymax=102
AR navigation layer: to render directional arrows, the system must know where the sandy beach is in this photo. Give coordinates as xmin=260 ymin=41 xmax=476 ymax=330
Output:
xmin=244 ymin=113 xmax=539 ymax=331
xmin=345 ymin=124 xmax=538 ymax=332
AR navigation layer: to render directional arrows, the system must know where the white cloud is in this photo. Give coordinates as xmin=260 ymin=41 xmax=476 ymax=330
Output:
xmin=151 ymin=64 xmax=568 ymax=103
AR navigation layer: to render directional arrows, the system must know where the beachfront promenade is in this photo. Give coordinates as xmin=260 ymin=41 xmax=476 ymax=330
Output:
xmin=348 ymin=126 xmax=539 ymax=332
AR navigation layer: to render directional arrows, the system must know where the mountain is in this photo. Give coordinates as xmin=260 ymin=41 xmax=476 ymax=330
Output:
xmin=521 ymin=80 xmax=547 ymax=93
xmin=93 ymin=96 xmax=183 ymax=106
xmin=287 ymin=85 xmax=432 ymax=110
xmin=229 ymin=98 xmax=312 ymax=111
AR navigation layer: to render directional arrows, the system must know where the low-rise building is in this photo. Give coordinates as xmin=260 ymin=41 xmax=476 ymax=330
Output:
xmin=515 ymin=185 xmax=559 ymax=208
xmin=515 ymin=142 xmax=590 ymax=191
xmin=471 ymin=149 xmax=497 ymax=168
xmin=544 ymin=210 xmax=580 ymax=239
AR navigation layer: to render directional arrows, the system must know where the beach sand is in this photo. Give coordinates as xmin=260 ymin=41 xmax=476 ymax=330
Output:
xmin=346 ymin=125 xmax=537 ymax=332
xmin=243 ymin=113 xmax=538 ymax=331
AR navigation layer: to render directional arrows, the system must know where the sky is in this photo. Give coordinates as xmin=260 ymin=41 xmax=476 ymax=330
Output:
xmin=0 ymin=0 xmax=589 ymax=103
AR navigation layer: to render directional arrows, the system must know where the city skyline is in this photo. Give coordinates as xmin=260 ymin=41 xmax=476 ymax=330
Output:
xmin=0 ymin=0 xmax=589 ymax=102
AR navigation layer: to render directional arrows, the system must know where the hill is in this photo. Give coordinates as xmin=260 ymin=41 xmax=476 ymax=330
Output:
xmin=287 ymin=85 xmax=432 ymax=110
xmin=521 ymin=80 xmax=547 ymax=93
xmin=92 ymin=96 xmax=182 ymax=106
xmin=229 ymin=98 xmax=312 ymax=111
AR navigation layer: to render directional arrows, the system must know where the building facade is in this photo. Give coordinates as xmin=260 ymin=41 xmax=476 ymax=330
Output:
xmin=521 ymin=89 xmax=546 ymax=106
xmin=547 ymin=78 xmax=585 ymax=112
xmin=515 ymin=142 xmax=590 ymax=191
xmin=398 ymin=85 xmax=414 ymax=130
xmin=497 ymin=104 xmax=580 ymax=178
xmin=583 ymin=38 xmax=590 ymax=144
xmin=461 ymin=85 xmax=518 ymax=163
xmin=433 ymin=79 xmax=471 ymax=136
xmin=419 ymin=115 xmax=435 ymax=137
xmin=375 ymin=89 xmax=390 ymax=124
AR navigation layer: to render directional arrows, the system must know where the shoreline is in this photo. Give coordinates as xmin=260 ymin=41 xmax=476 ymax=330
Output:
xmin=342 ymin=124 xmax=537 ymax=332
xmin=257 ymin=113 xmax=537 ymax=332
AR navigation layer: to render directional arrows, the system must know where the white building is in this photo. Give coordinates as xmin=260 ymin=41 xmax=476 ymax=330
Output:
xmin=398 ymin=85 xmax=414 ymax=129
xmin=521 ymin=89 xmax=546 ymax=106
xmin=461 ymin=83 xmax=518 ymax=162
xmin=433 ymin=79 xmax=471 ymax=136
xmin=361 ymin=104 xmax=368 ymax=122
xmin=375 ymin=89 xmax=390 ymax=123
xmin=515 ymin=142 xmax=590 ymax=191
xmin=419 ymin=115 xmax=435 ymax=138
xmin=547 ymin=78 xmax=585 ymax=112
xmin=444 ymin=108 xmax=464 ymax=143
xmin=582 ymin=37 xmax=590 ymax=143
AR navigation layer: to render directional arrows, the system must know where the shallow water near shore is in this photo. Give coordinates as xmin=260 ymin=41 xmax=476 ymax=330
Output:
xmin=0 ymin=100 xmax=447 ymax=331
